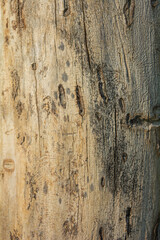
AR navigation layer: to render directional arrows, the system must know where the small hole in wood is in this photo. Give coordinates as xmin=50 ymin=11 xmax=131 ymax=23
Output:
xmin=63 ymin=6 xmax=70 ymax=17
xmin=122 ymin=153 xmax=128 ymax=162
xmin=99 ymin=227 xmax=104 ymax=240
xmin=101 ymin=177 xmax=105 ymax=187
xmin=31 ymin=63 xmax=36 ymax=70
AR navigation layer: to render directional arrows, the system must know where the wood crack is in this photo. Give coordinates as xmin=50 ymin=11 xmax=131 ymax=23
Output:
xmin=54 ymin=0 xmax=57 ymax=27
xmin=17 ymin=0 xmax=26 ymax=29
xmin=126 ymin=114 xmax=160 ymax=130
xmin=126 ymin=207 xmax=132 ymax=236
xmin=17 ymin=0 xmax=21 ymax=25
xmin=32 ymin=33 xmax=41 ymax=157
xmin=122 ymin=45 xmax=130 ymax=83
xmin=82 ymin=1 xmax=92 ymax=71
xmin=33 ymin=68 xmax=41 ymax=157
xmin=114 ymin=106 xmax=118 ymax=194
xmin=76 ymin=85 xmax=85 ymax=117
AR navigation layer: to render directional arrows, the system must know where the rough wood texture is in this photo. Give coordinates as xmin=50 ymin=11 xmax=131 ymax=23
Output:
xmin=0 ymin=0 xmax=160 ymax=239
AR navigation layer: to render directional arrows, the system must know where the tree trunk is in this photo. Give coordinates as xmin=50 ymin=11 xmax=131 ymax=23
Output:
xmin=0 ymin=0 xmax=160 ymax=239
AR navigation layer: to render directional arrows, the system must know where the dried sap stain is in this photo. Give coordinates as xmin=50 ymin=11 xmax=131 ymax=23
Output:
xmin=11 ymin=70 xmax=20 ymax=100
xmin=43 ymin=181 xmax=48 ymax=194
xmin=97 ymin=67 xmax=108 ymax=105
xmin=58 ymin=84 xmax=66 ymax=109
xmin=10 ymin=0 xmax=26 ymax=29
xmin=62 ymin=72 xmax=68 ymax=82
xmin=10 ymin=229 xmax=20 ymax=240
xmin=16 ymin=100 xmax=24 ymax=116
xmin=63 ymin=216 xmax=78 ymax=236
xmin=123 ymin=0 xmax=135 ymax=27
xmin=75 ymin=85 xmax=85 ymax=117
xmin=42 ymin=96 xmax=58 ymax=116
xmin=26 ymin=172 xmax=39 ymax=210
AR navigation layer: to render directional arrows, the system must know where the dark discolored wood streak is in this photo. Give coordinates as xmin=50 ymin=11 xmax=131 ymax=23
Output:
xmin=126 ymin=207 xmax=132 ymax=236
xmin=151 ymin=0 xmax=160 ymax=7
xmin=75 ymin=85 xmax=85 ymax=117
xmin=114 ymin=106 xmax=118 ymax=195
xmin=58 ymin=84 xmax=66 ymax=109
xmin=97 ymin=66 xmax=108 ymax=105
xmin=126 ymin=113 xmax=160 ymax=128
xmin=81 ymin=0 xmax=92 ymax=71
xmin=99 ymin=227 xmax=104 ymax=240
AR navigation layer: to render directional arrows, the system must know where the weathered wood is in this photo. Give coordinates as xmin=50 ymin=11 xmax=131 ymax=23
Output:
xmin=0 ymin=0 xmax=160 ymax=239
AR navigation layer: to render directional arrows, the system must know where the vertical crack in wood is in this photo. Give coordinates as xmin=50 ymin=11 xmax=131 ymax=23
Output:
xmin=76 ymin=85 xmax=85 ymax=117
xmin=81 ymin=1 xmax=92 ymax=71
xmin=126 ymin=207 xmax=131 ymax=236
xmin=86 ymin=123 xmax=89 ymax=174
xmin=54 ymin=0 xmax=57 ymax=28
xmin=122 ymin=45 xmax=130 ymax=83
xmin=33 ymin=68 xmax=41 ymax=157
xmin=17 ymin=0 xmax=21 ymax=26
xmin=99 ymin=227 xmax=104 ymax=240
xmin=77 ymin=190 xmax=80 ymax=230
xmin=32 ymin=34 xmax=41 ymax=157
xmin=17 ymin=0 xmax=26 ymax=29
xmin=114 ymin=106 xmax=118 ymax=195
xmin=102 ymin=118 xmax=106 ymax=174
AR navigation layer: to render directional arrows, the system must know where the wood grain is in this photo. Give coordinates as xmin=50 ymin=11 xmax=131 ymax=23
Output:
xmin=0 ymin=0 xmax=160 ymax=239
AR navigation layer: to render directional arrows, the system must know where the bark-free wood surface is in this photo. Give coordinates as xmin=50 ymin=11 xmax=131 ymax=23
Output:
xmin=0 ymin=0 xmax=160 ymax=239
